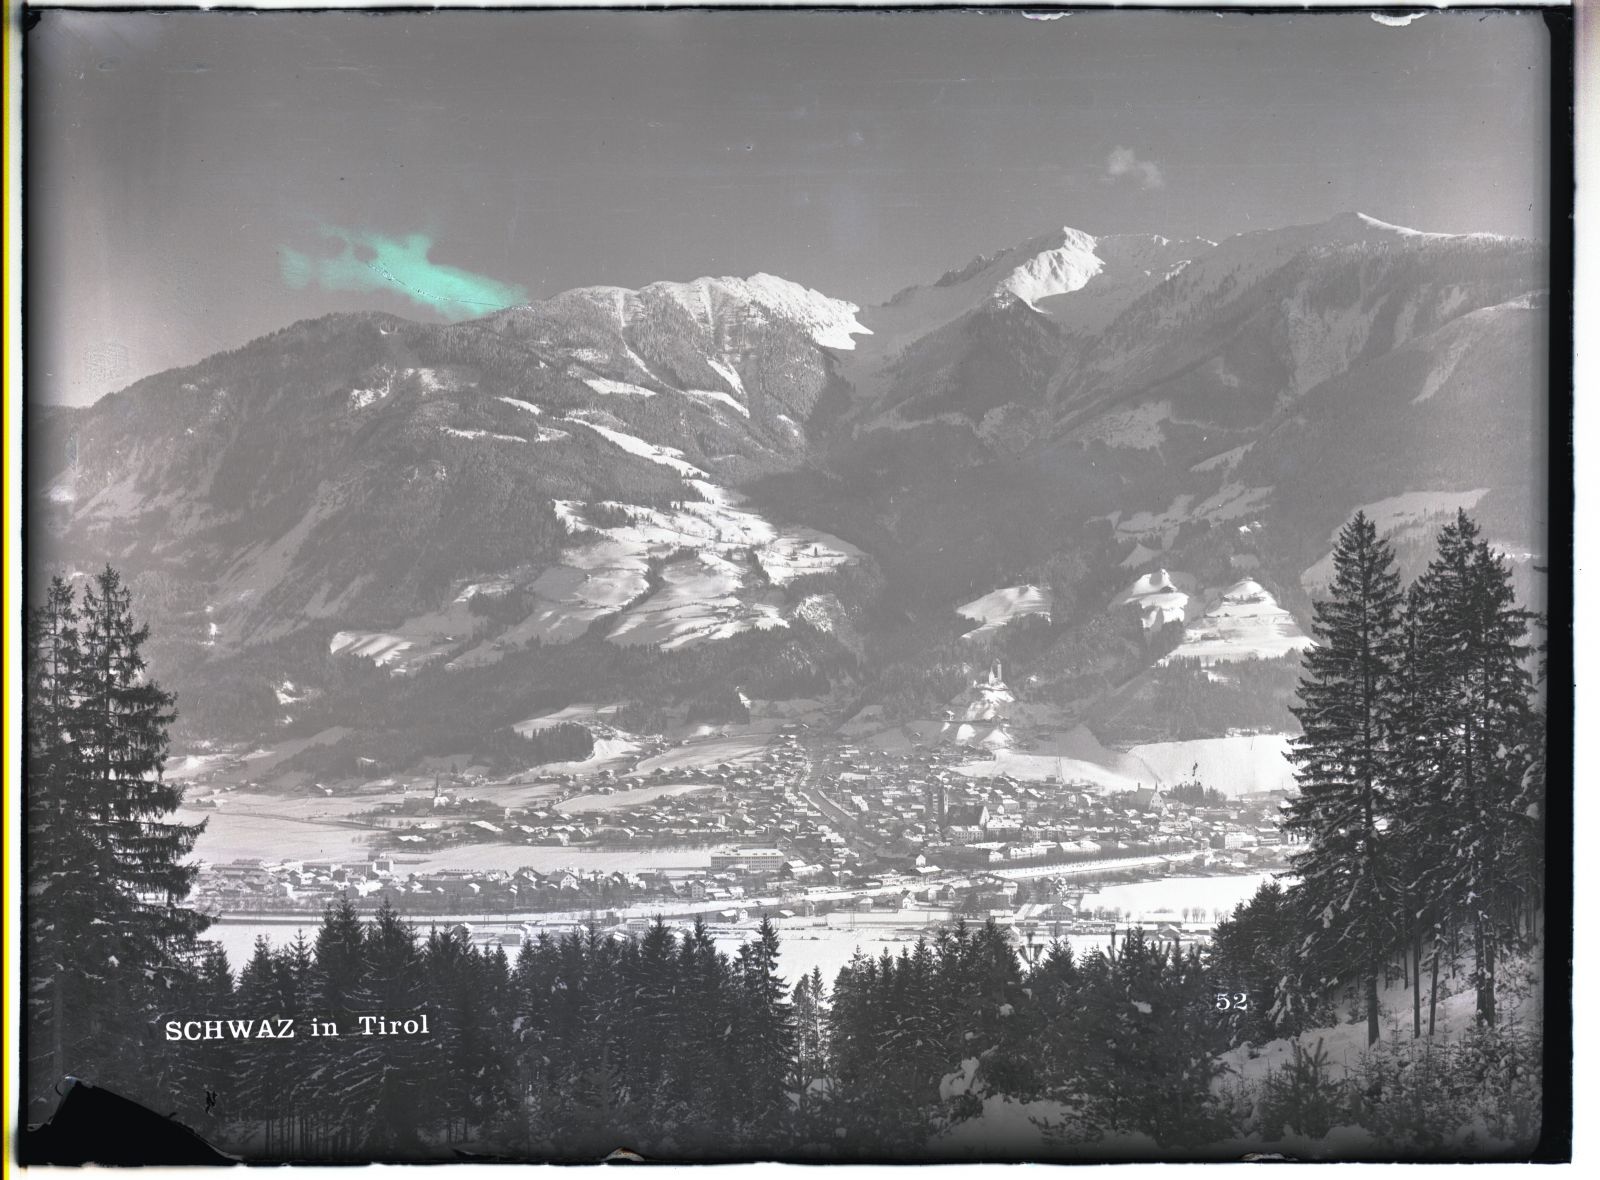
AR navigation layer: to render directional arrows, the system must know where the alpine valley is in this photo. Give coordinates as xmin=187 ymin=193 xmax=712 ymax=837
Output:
xmin=32 ymin=211 xmax=1547 ymax=797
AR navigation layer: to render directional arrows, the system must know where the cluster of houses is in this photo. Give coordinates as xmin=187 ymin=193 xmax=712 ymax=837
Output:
xmin=788 ymin=743 xmax=1290 ymax=875
xmin=188 ymin=732 xmax=1291 ymax=926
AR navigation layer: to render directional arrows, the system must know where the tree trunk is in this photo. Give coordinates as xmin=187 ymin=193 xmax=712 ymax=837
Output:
xmin=1412 ymin=934 xmax=1424 ymax=1037
xmin=1428 ymin=943 xmax=1440 ymax=1037
xmin=1477 ymin=918 xmax=1497 ymax=1027
xmin=53 ymin=971 xmax=65 ymax=1092
xmin=1365 ymin=968 xmax=1380 ymax=1047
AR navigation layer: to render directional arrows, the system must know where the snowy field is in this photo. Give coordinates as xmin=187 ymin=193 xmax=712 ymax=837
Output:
xmin=181 ymin=806 xmax=384 ymax=864
xmin=1078 ymin=873 xmax=1273 ymax=922
xmin=556 ymin=782 xmax=720 ymax=814
xmin=957 ymin=585 xmax=1053 ymax=640
xmin=1300 ymin=487 xmax=1491 ymax=591
xmin=1114 ymin=568 xmax=1193 ymax=632
xmin=1127 ymin=733 xmax=1298 ymax=798
xmin=532 ymin=736 xmax=642 ymax=777
xmin=606 ymin=553 xmax=787 ymax=651
xmin=1158 ymin=579 xmax=1312 ymax=665
xmin=626 ymin=734 xmax=774 ymax=777
xmin=953 ymin=750 xmax=1144 ymax=793
xmin=511 ymin=702 xmax=626 ymax=735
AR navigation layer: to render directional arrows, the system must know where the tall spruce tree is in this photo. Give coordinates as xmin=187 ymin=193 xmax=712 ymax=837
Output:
xmin=1282 ymin=513 xmax=1403 ymax=1046
xmin=26 ymin=577 xmax=87 ymax=1108
xmin=733 ymin=917 xmax=795 ymax=1136
xmin=1410 ymin=511 xmax=1540 ymax=1026
xmin=25 ymin=568 xmax=209 ymax=1105
xmin=1388 ymin=581 xmax=1450 ymax=1038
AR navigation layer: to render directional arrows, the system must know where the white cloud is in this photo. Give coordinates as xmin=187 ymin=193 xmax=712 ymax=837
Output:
xmin=1105 ymin=146 xmax=1164 ymax=191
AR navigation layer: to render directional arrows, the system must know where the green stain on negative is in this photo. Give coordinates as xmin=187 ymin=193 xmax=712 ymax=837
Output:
xmin=279 ymin=226 xmax=528 ymax=320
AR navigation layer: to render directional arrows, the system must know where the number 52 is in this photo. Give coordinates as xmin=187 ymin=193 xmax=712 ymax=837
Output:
xmin=1215 ymin=992 xmax=1249 ymax=1010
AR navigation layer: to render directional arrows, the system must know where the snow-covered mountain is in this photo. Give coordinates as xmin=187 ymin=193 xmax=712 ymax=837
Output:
xmin=835 ymin=211 xmax=1541 ymax=435
xmin=30 ymin=211 xmax=1548 ymax=760
xmin=33 ymin=265 xmax=871 ymax=672
xmin=809 ymin=210 xmax=1545 ymax=622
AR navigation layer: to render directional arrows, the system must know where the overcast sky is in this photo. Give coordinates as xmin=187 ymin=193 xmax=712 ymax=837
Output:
xmin=29 ymin=8 xmax=1552 ymax=405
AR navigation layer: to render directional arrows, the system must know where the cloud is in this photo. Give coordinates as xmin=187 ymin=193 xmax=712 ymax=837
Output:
xmin=279 ymin=226 xmax=529 ymax=320
xmin=1371 ymin=12 xmax=1427 ymax=27
xmin=1105 ymin=146 xmax=1164 ymax=191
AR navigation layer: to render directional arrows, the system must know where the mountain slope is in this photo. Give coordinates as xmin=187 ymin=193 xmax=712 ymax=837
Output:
xmin=30 ymin=214 xmax=1549 ymax=770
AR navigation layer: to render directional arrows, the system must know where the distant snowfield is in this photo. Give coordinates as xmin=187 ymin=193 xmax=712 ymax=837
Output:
xmin=1126 ymin=733 xmax=1298 ymax=799
xmin=929 ymin=722 xmax=1257 ymax=797
xmin=565 ymin=413 xmax=709 ymax=478
xmin=1079 ymin=872 xmax=1274 ymax=921
xmin=440 ymin=426 xmax=526 ymax=444
xmin=537 ymin=737 xmax=642 ymax=777
xmin=582 ymin=377 xmax=658 ymax=398
xmin=957 ymin=585 xmax=1052 ymax=639
xmin=1300 ymin=488 xmax=1491 ymax=591
xmin=555 ymin=782 xmax=719 ymax=814
xmin=470 ymin=416 xmax=865 ymax=654
xmin=166 ymin=752 xmax=232 ymax=782
xmin=626 ymin=734 xmax=774 ymax=778
xmin=1158 ymin=579 xmax=1312 ymax=666
xmin=329 ymin=630 xmax=417 ymax=668
xmin=683 ymin=387 xmax=749 ymax=417
xmin=512 ymin=702 xmax=626 ymax=736
xmin=1114 ymin=568 xmax=1192 ymax=632
xmin=953 ymin=750 xmax=1145 ymax=794
xmin=1191 ymin=442 xmax=1254 ymax=473
xmin=607 ymin=554 xmax=788 ymax=651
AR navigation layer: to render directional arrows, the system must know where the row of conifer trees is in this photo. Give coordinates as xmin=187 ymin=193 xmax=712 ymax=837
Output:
xmin=138 ymin=906 xmax=1246 ymax=1158
xmin=1275 ymin=510 xmax=1544 ymax=1045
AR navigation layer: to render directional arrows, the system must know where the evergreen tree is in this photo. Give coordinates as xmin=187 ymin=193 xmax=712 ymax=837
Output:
xmin=1388 ymin=581 xmax=1449 ymax=1038
xmin=790 ymin=966 xmax=828 ymax=1114
xmin=733 ymin=917 xmax=794 ymax=1136
xmin=25 ymin=577 xmax=88 ymax=1109
xmin=1282 ymin=514 xmax=1403 ymax=1045
xmin=1210 ymin=880 xmax=1318 ymax=1044
xmin=321 ymin=900 xmax=429 ymax=1157
xmin=1410 ymin=511 xmax=1540 ymax=1026
xmin=25 ymin=569 xmax=210 ymax=1106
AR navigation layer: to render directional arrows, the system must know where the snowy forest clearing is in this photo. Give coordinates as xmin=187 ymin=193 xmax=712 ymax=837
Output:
xmin=1214 ymin=958 xmax=1541 ymax=1090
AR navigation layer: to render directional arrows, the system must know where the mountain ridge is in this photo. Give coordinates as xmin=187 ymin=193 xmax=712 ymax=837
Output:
xmin=30 ymin=210 xmax=1548 ymax=769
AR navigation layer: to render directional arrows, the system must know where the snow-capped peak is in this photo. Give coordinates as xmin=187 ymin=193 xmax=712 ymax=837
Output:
xmin=994 ymin=228 xmax=1105 ymax=308
xmin=854 ymin=225 xmax=1214 ymax=359
xmin=533 ymin=273 xmax=871 ymax=352
xmin=644 ymin=273 xmax=872 ymax=351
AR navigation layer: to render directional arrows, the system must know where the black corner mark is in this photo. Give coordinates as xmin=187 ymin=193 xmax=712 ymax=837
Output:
xmin=21 ymin=1077 xmax=239 ymax=1165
